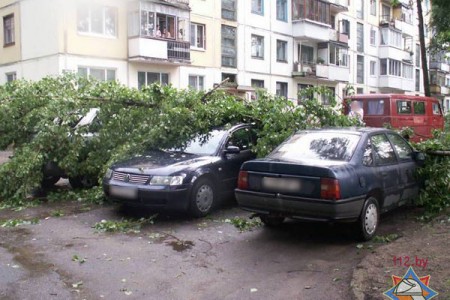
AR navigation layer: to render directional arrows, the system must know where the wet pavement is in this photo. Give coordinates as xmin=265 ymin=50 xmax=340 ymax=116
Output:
xmin=0 ymin=199 xmax=417 ymax=300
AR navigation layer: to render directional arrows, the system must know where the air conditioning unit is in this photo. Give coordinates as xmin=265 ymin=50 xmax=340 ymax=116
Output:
xmin=302 ymin=66 xmax=313 ymax=74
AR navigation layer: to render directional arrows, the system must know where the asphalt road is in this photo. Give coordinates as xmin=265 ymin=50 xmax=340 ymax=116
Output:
xmin=0 ymin=199 xmax=414 ymax=300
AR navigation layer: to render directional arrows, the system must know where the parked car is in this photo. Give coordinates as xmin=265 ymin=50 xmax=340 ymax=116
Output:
xmin=41 ymin=108 xmax=100 ymax=188
xmin=345 ymin=94 xmax=444 ymax=142
xmin=103 ymin=124 xmax=256 ymax=217
xmin=235 ymin=128 xmax=424 ymax=240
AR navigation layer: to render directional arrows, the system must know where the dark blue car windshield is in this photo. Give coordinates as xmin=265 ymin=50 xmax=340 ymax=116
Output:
xmin=269 ymin=132 xmax=361 ymax=162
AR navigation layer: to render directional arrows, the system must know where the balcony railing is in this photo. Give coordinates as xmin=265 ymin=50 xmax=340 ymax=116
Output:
xmin=167 ymin=40 xmax=190 ymax=61
xmin=162 ymin=0 xmax=189 ymax=5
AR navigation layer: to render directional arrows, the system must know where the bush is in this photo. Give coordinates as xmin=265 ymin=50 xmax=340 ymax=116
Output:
xmin=0 ymin=74 xmax=358 ymax=204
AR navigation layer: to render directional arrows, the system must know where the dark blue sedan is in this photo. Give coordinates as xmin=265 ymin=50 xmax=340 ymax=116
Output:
xmin=235 ymin=128 xmax=424 ymax=240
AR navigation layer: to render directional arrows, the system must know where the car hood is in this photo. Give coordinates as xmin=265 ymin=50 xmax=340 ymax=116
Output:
xmin=111 ymin=150 xmax=219 ymax=175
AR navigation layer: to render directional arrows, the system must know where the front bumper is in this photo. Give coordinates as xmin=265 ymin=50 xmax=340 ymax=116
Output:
xmin=103 ymin=180 xmax=191 ymax=212
xmin=235 ymin=189 xmax=365 ymax=222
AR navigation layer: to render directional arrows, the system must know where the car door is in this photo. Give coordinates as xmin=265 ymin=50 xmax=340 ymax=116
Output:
xmin=219 ymin=127 xmax=256 ymax=191
xmin=370 ymin=133 xmax=401 ymax=210
xmin=386 ymin=133 xmax=419 ymax=203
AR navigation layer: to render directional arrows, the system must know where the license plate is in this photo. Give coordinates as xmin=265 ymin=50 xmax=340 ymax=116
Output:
xmin=262 ymin=177 xmax=301 ymax=193
xmin=110 ymin=186 xmax=138 ymax=199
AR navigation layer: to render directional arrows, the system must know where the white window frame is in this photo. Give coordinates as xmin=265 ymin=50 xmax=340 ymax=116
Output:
xmin=276 ymin=0 xmax=288 ymax=22
xmin=251 ymin=34 xmax=264 ymax=59
xmin=251 ymin=0 xmax=264 ymax=15
xmin=388 ymin=59 xmax=402 ymax=77
xmin=370 ymin=0 xmax=376 ymax=16
xmin=402 ymin=64 xmax=413 ymax=79
xmin=276 ymin=39 xmax=288 ymax=62
xmin=190 ymin=23 xmax=206 ymax=50
xmin=78 ymin=67 xmax=116 ymax=81
xmin=370 ymin=60 xmax=377 ymax=76
xmin=138 ymin=71 xmax=169 ymax=89
xmin=188 ymin=75 xmax=205 ymax=91
xmin=77 ymin=5 xmax=117 ymax=37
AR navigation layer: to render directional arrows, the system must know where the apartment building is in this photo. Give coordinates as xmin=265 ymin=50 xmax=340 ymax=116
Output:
xmin=0 ymin=0 xmax=447 ymax=108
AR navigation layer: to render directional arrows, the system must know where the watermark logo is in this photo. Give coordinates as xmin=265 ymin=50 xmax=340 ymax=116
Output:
xmin=384 ymin=266 xmax=438 ymax=300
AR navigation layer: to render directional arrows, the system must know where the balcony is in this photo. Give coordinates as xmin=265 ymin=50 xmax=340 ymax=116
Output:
xmin=292 ymin=63 xmax=349 ymax=82
xmin=329 ymin=30 xmax=348 ymax=44
xmin=430 ymin=62 xmax=450 ymax=73
xmin=379 ymin=76 xmax=414 ymax=91
xmin=430 ymin=84 xmax=441 ymax=94
xmin=292 ymin=19 xmax=331 ymax=41
xmin=128 ymin=38 xmax=190 ymax=63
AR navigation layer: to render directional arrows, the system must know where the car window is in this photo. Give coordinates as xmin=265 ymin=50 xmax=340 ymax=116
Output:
xmin=397 ymin=100 xmax=411 ymax=114
xmin=269 ymin=132 xmax=361 ymax=162
xmin=181 ymin=130 xmax=226 ymax=155
xmin=432 ymin=103 xmax=442 ymax=115
xmin=367 ymin=100 xmax=385 ymax=115
xmin=371 ymin=134 xmax=397 ymax=165
xmin=226 ymin=128 xmax=252 ymax=151
xmin=413 ymin=102 xmax=425 ymax=115
xmin=362 ymin=140 xmax=374 ymax=167
xmin=388 ymin=133 xmax=413 ymax=160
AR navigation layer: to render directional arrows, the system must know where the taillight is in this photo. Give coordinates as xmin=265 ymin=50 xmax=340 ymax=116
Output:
xmin=320 ymin=178 xmax=341 ymax=200
xmin=237 ymin=171 xmax=249 ymax=190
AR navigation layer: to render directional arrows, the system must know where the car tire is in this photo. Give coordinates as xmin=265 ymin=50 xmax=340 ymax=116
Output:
xmin=189 ymin=177 xmax=216 ymax=218
xmin=356 ymin=197 xmax=379 ymax=241
xmin=41 ymin=176 xmax=60 ymax=189
xmin=260 ymin=215 xmax=285 ymax=227
xmin=69 ymin=176 xmax=97 ymax=189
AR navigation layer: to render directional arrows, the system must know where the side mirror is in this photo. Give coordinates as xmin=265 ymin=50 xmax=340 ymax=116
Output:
xmin=413 ymin=152 xmax=426 ymax=164
xmin=224 ymin=145 xmax=241 ymax=155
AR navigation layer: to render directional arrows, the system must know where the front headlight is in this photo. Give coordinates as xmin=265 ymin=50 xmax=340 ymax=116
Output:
xmin=104 ymin=168 xmax=113 ymax=179
xmin=150 ymin=174 xmax=186 ymax=186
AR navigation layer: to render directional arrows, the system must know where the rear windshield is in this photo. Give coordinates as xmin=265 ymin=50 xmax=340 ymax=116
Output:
xmin=269 ymin=132 xmax=361 ymax=162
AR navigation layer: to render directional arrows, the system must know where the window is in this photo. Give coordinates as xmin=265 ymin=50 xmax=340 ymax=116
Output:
xmin=77 ymin=6 xmax=117 ymax=37
xmin=78 ymin=67 xmax=116 ymax=82
xmin=357 ymin=88 xmax=364 ymax=94
xmin=389 ymin=59 xmax=401 ymax=76
xmin=371 ymin=134 xmax=397 ymax=165
xmin=222 ymin=0 xmax=236 ymax=20
xmin=251 ymin=0 xmax=264 ymax=15
xmin=415 ymin=69 xmax=420 ymax=91
xmin=370 ymin=0 xmax=377 ymax=16
xmin=341 ymin=19 xmax=350 ymax=37
xmin=222 ymin=73 xmax=237 ymax=84
xmin=221 ymin=25 xmax=237 ymax=67
xmin=397 ymin=100 xmax=412 ymax=114
xmin=356 ymin=0 xmax=364 ymax=19
xmin=190 ymin=23 xmax=205 ymax=49
xmin=357 ymin=55 xmax=364 ymax=84
xmin=251 ymin=35 xmax=264 ymax=59
xmin=363 ymin=140 xmax=374 ymax=167
xmin=298 ymin=84 xmax=313 ymax=102
xmin=227 ymin=128 xmax=253 ymax=151
xmin=381 ymin=4 xmax=390 ymax=23
xmin=432 ymin=103 xmax=442 ymax=115
xmin=251 ymin=79 xmax=264 ymax=88
xmin=276 ymin=40 xmax=288 ymax=62
xmin=370 ymin=61 xmax=376 ymax=76
xmin=137 ymin=72 xmax=169 ymax=89
xmin=413 ymin=102 xmax=425 ymax=115
xmin=276 ymin=82 xmax=288 ymax=98
xmin=300 ymin=45 xmax=313 ymax=64
xmin=357 ymin=23 xmax=364 ymax=52
xmin=276 ymin=0 xmax=287 ymax=21
xmin=415 ymin=44 xmax=420 ymax=67
xmin=380 ymin=59 xmax=387 ymax=75
xmin=403 ymin=64 xmax=413 ymax=79
xmin=370 ymin=28 xmax=376 ymax=45
xmin=5 ymin=72 xmax=16 ymax=82
xmin=388 ymin=134 xmax=413 ymax=160
xmin=321 ymin=87 xmax=335 ymax=105
xmin=292 ymin=0 xmax=331 ymax=25
xmin=367 ymin=100 xmax=385 ymax=115
xmin=188 ymin=75 xmax=204 ymax=91
xmin=329 ymin=44 xmax=349 ymax=67
xmin=380 ymin=28 xmax=402 ymax=48
xmin=3 ymin=14 xmax=14 ymax=46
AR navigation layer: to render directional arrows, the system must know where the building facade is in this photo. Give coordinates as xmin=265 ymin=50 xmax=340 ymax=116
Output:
xmin=0 ymin=0 xmax=448 ymax=109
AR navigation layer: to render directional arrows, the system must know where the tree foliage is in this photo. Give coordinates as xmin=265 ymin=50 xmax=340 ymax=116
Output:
xmin=429 ymin=0 xmax=450 ymax=53
xmin=0 ymin=74 xmax=357 ymax=203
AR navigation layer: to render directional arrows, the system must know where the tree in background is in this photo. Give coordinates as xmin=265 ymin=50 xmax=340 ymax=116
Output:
xmin=429 ymin=0 xmax=450 ymax=54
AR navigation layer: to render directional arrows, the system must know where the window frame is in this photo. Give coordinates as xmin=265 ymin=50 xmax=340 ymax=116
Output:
xmin=276 ymin=0 xmax=288 ymax=21
xmin=276 ymin=81 xmax=288 ymax=98
xmin=221 ymin=25 xmax=237 ymax=68
xmin=222 ymin=0 xmax=237 ymax=20
xmin=251 ymin=34 xmax=264 ymax=59
xmin=387 ymin=133 xmax=413 ymax=162
xmin=276 ymin=39 xmax=288 ymax=63
xmin=78 ymin=66 xmax=116 ymax=82
xmin=77 ymin=5 xmax=117 ymax=38
xmin=3 ymin=14 xmax=15 ymax=46
xmin=251 ymin=0 xmax=264 ymax=15
xmin=188 ymin=75 xmax=205 ymax=91
xmin=137 ymin=71 xmax=169 ymax=89
xmin=396 ymin=100 xmax=412 ymax=115
xmin=5 ymin=72 xmax=16 ymax=82
xmin=370 ymin=0 xmax=377 ymax=16
xmin=251 ymin=79 xmax=265 ymax=89
xmin=370 ymin=60 xmax=377 ymax=76
xmin=370 ymin=133 xmax=398 ymax=166
xmin=190 ymin=23 xmax=206 ymax=50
